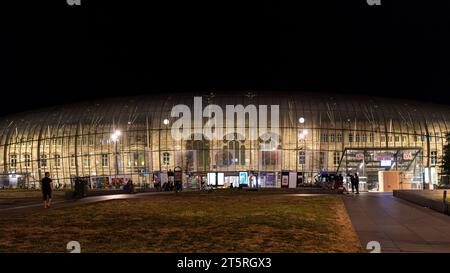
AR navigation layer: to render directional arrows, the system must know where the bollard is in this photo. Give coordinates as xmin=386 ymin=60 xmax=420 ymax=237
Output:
xmin=444 ymin=190 xmax=447 ymax=214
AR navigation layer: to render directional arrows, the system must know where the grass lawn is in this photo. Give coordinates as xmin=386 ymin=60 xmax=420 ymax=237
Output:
xmin=0 ymin=190 xmax=362 ymax=253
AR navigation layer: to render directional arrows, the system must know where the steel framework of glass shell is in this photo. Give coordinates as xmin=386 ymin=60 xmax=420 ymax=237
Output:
xmin=0 ymin=91 xmax=449 ymax=190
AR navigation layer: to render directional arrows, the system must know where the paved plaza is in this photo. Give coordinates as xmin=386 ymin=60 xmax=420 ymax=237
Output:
xmin=343 ymin=192 xmax=450 ymax=253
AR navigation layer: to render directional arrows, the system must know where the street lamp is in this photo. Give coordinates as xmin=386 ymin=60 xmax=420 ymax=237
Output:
xmin=297 ymin=117 xmax=307 ymax=185
xmin=111 ymin=130 xmax=121 ymax=175
xmin=159 ymin=119 xmax=170 ymax=172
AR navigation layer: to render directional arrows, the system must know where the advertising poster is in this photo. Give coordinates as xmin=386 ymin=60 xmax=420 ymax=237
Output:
xmin=296 ymin=172 xmax=303 ymax=187
xmin=266 ymin=173 xmax=275 ymax=187
xmin=90 ymin=176 xmax=109 ymax=189
xmin=281 ymin=171 xmax=289 ymax=188
xmin=110 ymin=175 xmax=131 ymax=188
xmin=207 ymin=172 xmax=216 ymax=185
xmin=289 ymin=172 xmax=297 ymax=188
xmin=239 ymin=171 xmax=248 ymax=185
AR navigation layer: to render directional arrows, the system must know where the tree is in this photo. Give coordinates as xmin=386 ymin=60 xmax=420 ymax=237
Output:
xmin=440 ymin=133 xmax=450 ymax=187
xmin=442 ymin=133 xmax=450 ymax=174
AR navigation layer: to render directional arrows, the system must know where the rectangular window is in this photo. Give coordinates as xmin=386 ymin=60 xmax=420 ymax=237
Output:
xmin=24 ymin=154 xmax=31 ymax=168
xmin=348 ymin=133 xmax=353 ymax=143
xmin=101 ymin=154 xmax=109 ymax=167
xmin=10 ymin=154 xmax=17 ymax=168
xmin=319 ymin=152 xmax=326 ymax=168
xmin=329 ymin=134 xmax=335 ymax=142
xmin=395 ymin=135 xmax=400 ymax=142
xmin=128 ymin=153 xmax=140 ymax=167
xmin=321 ymin=134 xmax=328 ymax=142
xmin=82 ymin=135 xmax=89 ymax=145
xmin=298 ymin=151 xmax=305 ymax=165
xmin=83 ymin=154 xmax=90 ymax=168
xmin=54 ymin=154 xmax=61 ymax=168
xmin=362 ymin=133 xmax=367 ymax=143
xmin=381 ymin=135 xmax=386 ymax=142
xmin=431 ymin=151 xmax=437 ymax=166
xmin=70 ymin=154 xmax=76 ymax=167
xmin=355 ymin=133 xmax=360 ymax=143
xmin=41 ymin=154 xmax=47 ymax=167
xmin=261 ymin=151 xmax=278 ymax=166
xmin=402 ymin=135 xmax=407 ymax=143
xmin=333 ymin=151 xmax=341 ymax=166
xmin=163 ymin=152 xmax=170 ymax=165
xmin=336 ymin=133 xmax=342 ymax=142
xmin=369 ymin=132 xmax=374 ymax=143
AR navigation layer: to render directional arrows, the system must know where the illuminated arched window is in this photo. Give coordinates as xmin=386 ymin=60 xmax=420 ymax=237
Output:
xmin=226 ymin=140 xmax=245 ymax=165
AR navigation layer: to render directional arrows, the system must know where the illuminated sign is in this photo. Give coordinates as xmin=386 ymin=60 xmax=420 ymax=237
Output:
xmin=403 ymin=152 xmax=413 ymax=160
xmin=239 ymin=172 xmax=248 ymax=185
xmin=380 ymin=160 xmax=392 ymax=167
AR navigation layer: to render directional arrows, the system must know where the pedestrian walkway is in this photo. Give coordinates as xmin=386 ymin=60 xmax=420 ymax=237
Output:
xmin=343 ymin=192 xmax=450 ymax=253
xmin=0 ymin=191 xmax=173 ymax=216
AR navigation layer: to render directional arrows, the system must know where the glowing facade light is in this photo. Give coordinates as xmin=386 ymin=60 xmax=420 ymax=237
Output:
xmin=302 ymin=129 xmax=308 ymax=135
xmin=111 ymin=130 xmax=121 ymax=142
xmin=299 ymin=117 xmax=305 ymax=124
xmin=163 ymin=118 xmax=170 ymax=125
xmin=299 ymin=133 xmax=305 ymax=140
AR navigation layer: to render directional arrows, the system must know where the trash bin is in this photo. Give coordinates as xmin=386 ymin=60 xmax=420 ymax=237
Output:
xmin=74 ymin=177 xmax=88 ymax=198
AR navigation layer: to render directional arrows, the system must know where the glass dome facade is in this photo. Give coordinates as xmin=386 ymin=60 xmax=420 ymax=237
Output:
xmin=0 ymin=91 xmax=449 ymax=190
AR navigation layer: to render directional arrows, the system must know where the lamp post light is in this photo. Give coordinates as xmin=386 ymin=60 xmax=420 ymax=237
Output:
xmin=111 ymin=130 xmax=121 ymax=176
xmin=298 ymin=117 xmax=307 ymax=185
xmin=159 ymin=118 xmax=170 ymax=172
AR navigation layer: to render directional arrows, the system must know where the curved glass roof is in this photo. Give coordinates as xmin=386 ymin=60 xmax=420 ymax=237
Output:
xmin=1 ymin=91 xmax=449 ymax=131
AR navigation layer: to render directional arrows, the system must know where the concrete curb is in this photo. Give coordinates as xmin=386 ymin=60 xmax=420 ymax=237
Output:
xmin=393 ymin=190 xmax=449 ymax=215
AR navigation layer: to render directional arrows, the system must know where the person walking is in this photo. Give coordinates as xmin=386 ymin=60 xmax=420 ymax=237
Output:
xmin=354 ymin=173 xmax=360 ymax=194
xmin=41 ymin=172 xmax=53 ymax=208
xmin=349 ymin=173 xmax=356 ymax=193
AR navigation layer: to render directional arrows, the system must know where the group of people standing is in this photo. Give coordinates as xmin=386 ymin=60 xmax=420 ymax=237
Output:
xmin=331 ymin=173 xmax=360 ymax=194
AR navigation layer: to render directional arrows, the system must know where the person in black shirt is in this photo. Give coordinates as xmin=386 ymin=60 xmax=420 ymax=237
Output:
xmin=354 ymin=173 xmax=360 ymax=194
xmin=41 ymin=172 xmax=53 ymax=208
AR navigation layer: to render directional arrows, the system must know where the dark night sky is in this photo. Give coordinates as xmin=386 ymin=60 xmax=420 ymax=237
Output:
xmin=1 ymin=0 xmax=450 ymax=117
